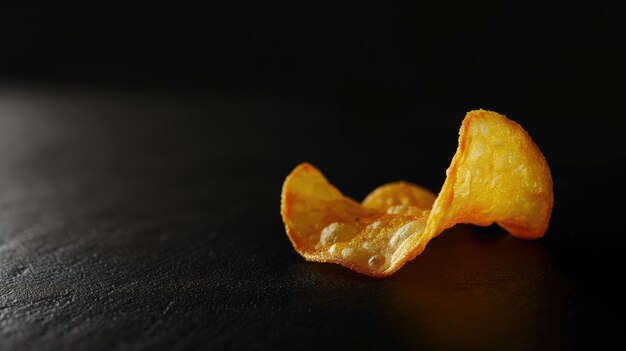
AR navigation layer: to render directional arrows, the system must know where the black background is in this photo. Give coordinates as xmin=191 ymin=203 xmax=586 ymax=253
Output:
xmin=1 ymin=2 xmax=625 ymax=350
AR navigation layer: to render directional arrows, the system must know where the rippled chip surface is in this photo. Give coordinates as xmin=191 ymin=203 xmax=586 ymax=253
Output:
xmin=280 ymin=110 xmax=553 ymax=277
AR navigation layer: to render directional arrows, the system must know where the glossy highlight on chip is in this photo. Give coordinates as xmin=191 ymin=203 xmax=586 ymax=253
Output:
xmin=280 ymin=110 xmax=553 ymax=277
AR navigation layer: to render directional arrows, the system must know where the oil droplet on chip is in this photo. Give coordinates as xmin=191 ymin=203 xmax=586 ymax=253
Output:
xmin=368 ymin=255 xmax=384 ymax=268
xmin=318 ymin=222 xmax=358 ymax=247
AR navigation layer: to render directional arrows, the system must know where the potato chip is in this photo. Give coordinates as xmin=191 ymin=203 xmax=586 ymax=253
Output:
xmin=281 ymin=110 xmax=553 ymax=277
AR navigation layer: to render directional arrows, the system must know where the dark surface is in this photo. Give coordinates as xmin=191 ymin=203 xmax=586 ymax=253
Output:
xmin=1 ymin=1 xmax=626 ymax=350
xmin=0 ymin=86 xmax=624 ymax=350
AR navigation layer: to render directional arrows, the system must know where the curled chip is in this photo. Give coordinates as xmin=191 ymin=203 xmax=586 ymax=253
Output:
xmin=281 ymin=110 xmax=553 ymax=277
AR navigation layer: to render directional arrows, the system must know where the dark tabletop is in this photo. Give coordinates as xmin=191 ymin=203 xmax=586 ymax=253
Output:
xmin=0 ymin=86 xmax=624 ymax=351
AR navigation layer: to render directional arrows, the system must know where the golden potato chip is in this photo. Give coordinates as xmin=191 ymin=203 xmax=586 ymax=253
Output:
xmin=280 ymin=110 xmax=553 ymax=277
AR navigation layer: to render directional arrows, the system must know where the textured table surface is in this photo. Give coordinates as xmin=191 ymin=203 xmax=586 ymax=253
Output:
xmin=0 ymin=87 xmax=624 ymax=350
